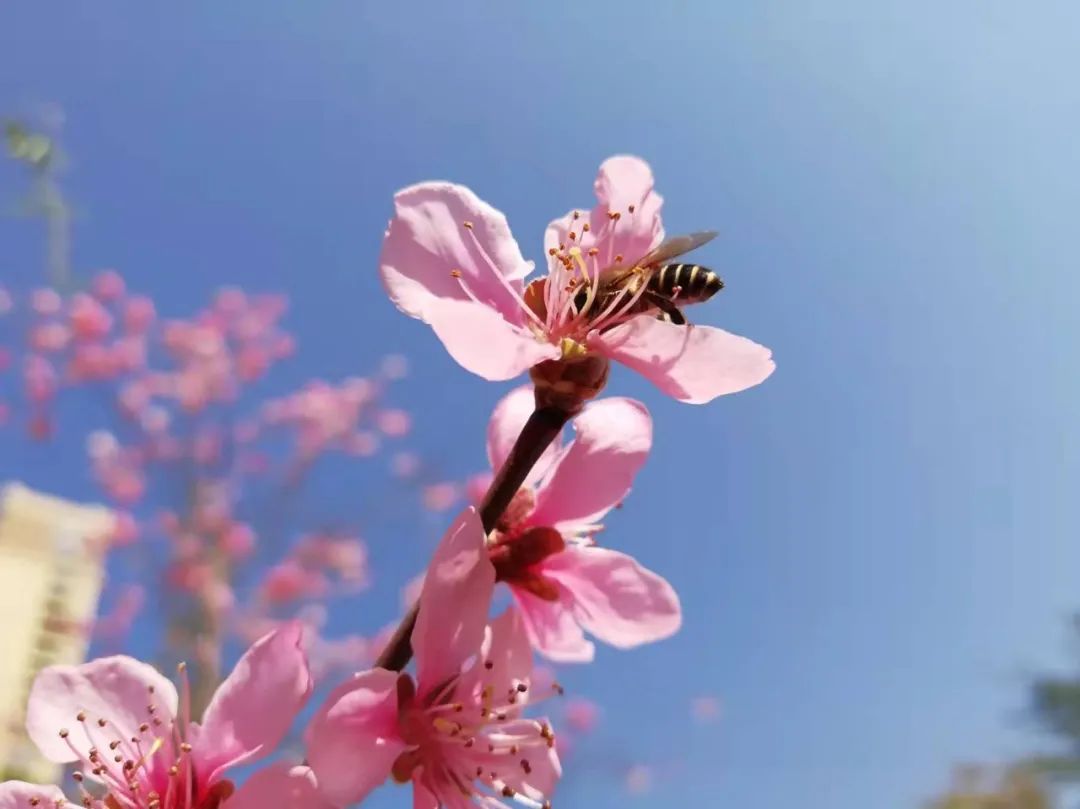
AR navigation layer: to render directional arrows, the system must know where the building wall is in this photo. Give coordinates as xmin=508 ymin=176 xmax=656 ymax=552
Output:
xmin=0 ymin=483 xmax=112 ymax=784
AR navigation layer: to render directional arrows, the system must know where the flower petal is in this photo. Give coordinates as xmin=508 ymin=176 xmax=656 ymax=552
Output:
xmin=530 ymin=397 xmax=651 ymax=530
xmin=229 ymin=764 xmax=335 ymax=809
xmin=545 ymin=155 xmax=665 ymax=268
xmin=427 ymin=298 xmax=559 ymax=382
xmin=590 ymin=317 xmax=775 ymax=404
xmin=487 ymin=384 xmax=561 ymax=485
xmin=306 ymin=668 xmax=405 ymax=807
xmin=413 ymin=507 xmax=495 ymax=692
xmin=26 ymin=656 xmax=178 ymax=765
xmin=0 ymin=782 xmax=66 ymax=809
xmin=459 ymin=607 xmax=534 ymax=709
xmin=544 ymin=546 xmax=681 ymax=649
xmin=490 ymin=721 xmax=562 ymax=800
xmin=511 ymin=588 xmax=594 ymax=663
xmin=195 ymin=622 xmax=313 ymax=779
xmin=381 ymin=182 xmax=532 ymax=324
xmin=413 ymin=781 xmax=439 ymax=809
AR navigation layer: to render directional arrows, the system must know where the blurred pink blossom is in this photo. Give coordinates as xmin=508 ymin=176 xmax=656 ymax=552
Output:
xmin=90 ymin=269 xmax=126 ymax=302
xmin=122 ymin=294 xmax=157 ymax=333
xmin=390 ymin=450 xmax=421 ymax=478
xmin=375 ymin=408 xmax=411 ymax=437
xmin=422 ymin=481 xmax=459 ymax=512
xmin=624 ymin=764 xmax=653 ymax=795
xmin=68 ymin=292 xmax=114 ymax=341
xmin=563 ymin=696 xmax=600 ymax=734
xmin=28 ymin=322 xmax=70 ymax=353
xmin=691 ymin=695 xmax=722 ymax=724
xmin=261 ymin=560 xmax=329 ymax=605
xmin=221 ymin=522 xmax=256 ymax=559
xmin=31 ymin=287 xmax=61 ymax=316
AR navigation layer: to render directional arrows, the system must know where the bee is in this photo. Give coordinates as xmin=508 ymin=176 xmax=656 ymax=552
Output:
xmin=573 ymin=231 xmax=724 ymax=327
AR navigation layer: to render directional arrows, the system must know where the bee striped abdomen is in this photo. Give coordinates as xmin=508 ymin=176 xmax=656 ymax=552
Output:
xmin=652 ymin=263 xmax=724 ymax=303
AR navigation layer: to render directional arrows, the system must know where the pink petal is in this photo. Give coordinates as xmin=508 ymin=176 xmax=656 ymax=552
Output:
xmin=26 ymin=656 xmax=178 ymax=765
xmin=306 ymin=668 xmax=405 ymax=807
xmin=486 ymin=384 xmax=561 ymax=485
xmin=380 ymin=182 xmax=532 ymax=325
xmin=229 ymin=764 xmax=335 ymax=809
xmin=511 ymin=588 xmax=594 ymax=663
xmin=195 ymin=622 xmax=313 ymax=779
xmin=544 ymin=546 xmax=681 ymax=649
xmin=530 ymin=397 xmax=651 ymax=530
xmin=545 ymin=155 xmax=665 ymax=267
xmin=413 ymin=781 xmax=439 ymax=809
xmin=485 ymin=718 xmax=562 ymax=799
xmin=0 ymin=782 xmax=67 ymax=809
xmin=426 ymin=298 xmax=558 ymax=382
xmin=590 ymin=317 xmax=775 ymax=404
xmin=459 ymin=608 xmax=533 ymax=705
xmin=413 ymin=508 xmax=495 ymax=691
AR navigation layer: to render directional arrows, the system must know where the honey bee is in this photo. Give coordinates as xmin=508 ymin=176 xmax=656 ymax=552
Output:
xmin=572 ymin=231 xmax=724 ymax=327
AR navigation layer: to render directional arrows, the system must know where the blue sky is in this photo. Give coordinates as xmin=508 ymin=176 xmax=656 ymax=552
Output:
xmin=2 ymin=3 xmax=1080 ymax=807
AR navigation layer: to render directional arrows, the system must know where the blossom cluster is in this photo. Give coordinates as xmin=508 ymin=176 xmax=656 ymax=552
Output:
xmin=0 ymin=156 xmax=772 ymax=808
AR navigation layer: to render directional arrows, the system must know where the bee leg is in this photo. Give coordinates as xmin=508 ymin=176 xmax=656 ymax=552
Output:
xmin=646 ymin=291 xmax=687 ymax=326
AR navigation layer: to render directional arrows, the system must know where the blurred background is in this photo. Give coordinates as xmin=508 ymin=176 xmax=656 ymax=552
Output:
xmin=1 ymin=3 xmax=1079 ymax=808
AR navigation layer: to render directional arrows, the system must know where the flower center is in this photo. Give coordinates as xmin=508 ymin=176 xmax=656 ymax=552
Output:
xmin=487 ymin=490 xmax=565 ymax=601
xmin=389 ymin=670 xmax=556 ymax=809
xmin=55 ymin=663 xmax=224 ymax=809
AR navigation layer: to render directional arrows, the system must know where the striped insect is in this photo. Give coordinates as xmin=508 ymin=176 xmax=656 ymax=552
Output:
xmin=572 ymin=230 xmax=724 ymax=328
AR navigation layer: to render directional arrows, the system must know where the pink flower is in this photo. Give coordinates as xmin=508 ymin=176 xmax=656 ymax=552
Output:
xmin=123 ymin=294 xmax=157 ymax=334
xmin=485 ymin=386 xmax=680 ymax=662
xmin=562 ymin=697 xmax=600 ymax=734
xmin=23 ymin=624 xmax=312 ymax=809
xmin=307 ymin=507 xmax=561 ymax=809
xmin=91 ymin=269 xmax=127 ymax=302
xmin=69 ymin=292 xmax=115 ymax=341
xmin=422 ymin=481 xmax=460 ymax=512
xmin=380 ymin=155 xmax=774 ymax=404
xmin=0 ymin=764 xmax=333 ymax=809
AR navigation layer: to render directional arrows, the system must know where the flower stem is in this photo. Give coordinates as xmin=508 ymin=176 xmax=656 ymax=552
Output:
xmin=374 ymin=403 xmax=572 ymax=671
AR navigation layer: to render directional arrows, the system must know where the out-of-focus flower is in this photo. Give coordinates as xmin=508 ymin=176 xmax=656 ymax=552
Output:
xmin=90 ymin=269 xmax=126 ymax=302
xmin=24 ymin=624 xmax=311 ymax=809
xmin=390 ymin=450 xmax=421 ymax=478
xmin=376 ymin=407 xmax=411 ymax=437
xmin=260 ymin=560 xmax=329 ymax=605
xmin=307 ymin=508 xmax=561 ymax=809
xmin=123 ymin=294 xmax=157 ymax=333
xmin=31 ymin=287 xmax=61 ymax=316
xmin=68 ymin=292 xmax=114 ymax=341
xmin=624 ymin=764 xmax=653 ymax=795
xmin=380 ymin=155 xmax=774 ymax=404
xmin=485 ymin=386 xmax=680 ymax=662
xmin=563 ymin=696 xmax=600 ymax=734
xmin=422 ymin=481 xmax=460 ymax=512
xmin=691 ymin=695 xmax=723 ymax=724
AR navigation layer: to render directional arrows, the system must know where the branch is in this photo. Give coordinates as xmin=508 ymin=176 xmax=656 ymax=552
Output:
xmin=374 ymin=404 xmax=572 ymax=671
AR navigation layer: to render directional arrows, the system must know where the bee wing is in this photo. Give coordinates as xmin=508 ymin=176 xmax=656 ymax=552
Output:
xmin=636 ymin=230 xmax=718 ymax=268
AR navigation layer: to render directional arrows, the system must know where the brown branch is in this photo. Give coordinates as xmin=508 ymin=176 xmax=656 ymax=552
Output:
xmin=374 ymin=404 xmax=572 ymax=672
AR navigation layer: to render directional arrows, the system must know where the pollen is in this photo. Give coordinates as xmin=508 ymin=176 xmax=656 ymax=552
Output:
xmin=582 ymin=223 xmax=590 ymax=232
xmin=462 ymin=221 xmax=474 ymax=229
xmin=628 ymin=204 xmax=636 ymax=213
xmin=450 ymin=269 xmax=463 ymax=278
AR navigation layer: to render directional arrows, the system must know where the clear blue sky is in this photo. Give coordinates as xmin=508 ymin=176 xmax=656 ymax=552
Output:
xmin=2 ymin=3 xmax=1080 ymax=807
